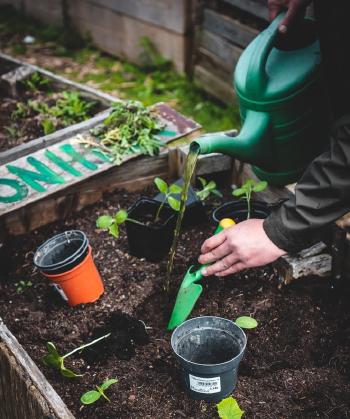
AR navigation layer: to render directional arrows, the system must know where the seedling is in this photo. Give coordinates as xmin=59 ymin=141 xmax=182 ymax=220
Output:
xmin=154 ymin=177 xmax=182 ymax=220
xmin=217 ymin=396 xmax=244 ymax=419
xmin=232 ymin=178 xmax=267 ymax=219
xmin=23 ymin=72 xmax=51 ymax=92
xmin=196 ymin=177 xmax=222 ymax=201
xmin=235 ymin=316 xmax=258 ymax=329
xmin=96 ymin=209 xmax=143 ymax=238
xmin=80 ymin=378 xmax=118 ymax=405
xmin=41 ymin=118 xmax=55 ymax=135
xmin=15 ymin=280 xmax=32 ymax=294
xmin=42 ymin=333 xmax=110 ymax=378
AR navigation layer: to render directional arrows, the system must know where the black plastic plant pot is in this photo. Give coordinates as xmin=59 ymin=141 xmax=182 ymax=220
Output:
xmin=125 ymin=198 xmax=177 ymax=261
xmin=33 ymin=230 xmax=89 ymax=275
xmin=154 ymin=178 xmax=207 ymax=227
xmin=171 ymin=316 xmax=247 ymax=402
xmin=212 ymin=199 xmax=270 ymax=224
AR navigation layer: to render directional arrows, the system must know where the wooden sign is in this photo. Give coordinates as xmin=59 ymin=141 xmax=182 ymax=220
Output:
xmin=0 ymin=103 xmax=200 ymax=236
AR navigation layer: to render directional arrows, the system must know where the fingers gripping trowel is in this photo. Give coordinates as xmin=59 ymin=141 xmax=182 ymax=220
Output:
xmin=167 ymin=218 xmax=235 ymax=330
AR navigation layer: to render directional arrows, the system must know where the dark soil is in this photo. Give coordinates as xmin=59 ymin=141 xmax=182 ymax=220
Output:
xmin=0 ymin=83 xmax=101 ymax=153
xmin=0 ymin=186 xmax=350 ymax=418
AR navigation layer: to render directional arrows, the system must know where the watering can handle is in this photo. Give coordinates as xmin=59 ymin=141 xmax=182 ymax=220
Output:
xmin=245 ymin=12 xmax=286 ymax=96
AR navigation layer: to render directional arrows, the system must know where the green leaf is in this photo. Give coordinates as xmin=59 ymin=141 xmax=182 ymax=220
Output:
xmin=235 ymin=316 xmax=258 ymax=329
xmin=108 ymin=223 xmax=119 ymax=238
xmin=167 ymin=196 xmax=181 ymax=211
xmin=217 ymin=397 xmax=244 ymax=419
xmin=42 ymin=353 xmax=62 ymax=370
xmin=96 ymin=215 xmax=114 ymax=229
xmin=80 ymin=390 xmax=101 ymax=405
xmin=154 ymin=177 xmax=168 ymax=194
xmin=232 ymin=188 xmax=246 ymax=197
xmin=253 ymin=181 xmax=268 ymax=192
xmin=206 ymin=180 xmax=216 ymax=190
xmin=41 ymin=118 xmax=55 ymax=135
xmin=115 ymin=209 xmax=128 ymax=224
xmin=99 ymin=378 xmax=118 ymax=391
xmin=198 ymin=176 xmax=207 ymax=187
xmin=169 ymin=183 xmax=182 ymax=194
xmin=61 ymin=366 xmax=83 ymax=378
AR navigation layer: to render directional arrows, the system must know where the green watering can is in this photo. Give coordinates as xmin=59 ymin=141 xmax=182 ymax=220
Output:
xmin=192 ymin=13 xmax=328 ymax=186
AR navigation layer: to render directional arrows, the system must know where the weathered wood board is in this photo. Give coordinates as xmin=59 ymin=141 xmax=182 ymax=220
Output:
xmin=22 ymin=0 xmax=64 ymax=26
xmin=221 ymin=0 xmax=269 ymax=21
xmin=87 ymin=0 xmax=192 ymax=34
xmin=203 ymin=9 xmax=258 ymax=48
xmin=0 ymin=103 xmax=201 ymax=237
xmin=68 ymin=0 xmax=189 ymax=73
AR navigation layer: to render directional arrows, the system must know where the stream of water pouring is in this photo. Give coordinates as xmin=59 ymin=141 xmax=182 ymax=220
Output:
xmin=165 ymin=144 xmax=200 ymax=292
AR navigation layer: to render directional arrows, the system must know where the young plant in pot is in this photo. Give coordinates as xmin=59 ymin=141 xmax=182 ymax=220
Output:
xmin=96 ymin=177 xmax=183 ymax=261
xmin=212 ymin=178 xmax=269 ymax=224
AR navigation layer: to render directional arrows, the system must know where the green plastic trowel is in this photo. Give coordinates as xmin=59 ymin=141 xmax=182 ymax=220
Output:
xmin=167 ymin=218 xmax=235 ymax=330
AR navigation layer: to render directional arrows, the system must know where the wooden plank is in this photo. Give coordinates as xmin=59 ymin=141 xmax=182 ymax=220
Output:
xmin=221 ymin=0 xmax=269 ymax=21
xmin=203 ymin=9 xmax=258 ymax=48
xmin=200 ymin=29 xmax=242 ymax=72
xmin=278 ymin=253 xmax=332 ymax=284
xmin=68 ymin=0 xmax=188 ymax=73
xmin=0 ymin=319 xmax=74 ymax=419
xmin=194 ymin=65 xmax=235 ymax=104
xmin=197 ymin=47 xmax=234 ymax=86
xmin=89 ymin=0 xmax=191 ymax=34
xmin=23 ymin=0 xmax=64 ymax=26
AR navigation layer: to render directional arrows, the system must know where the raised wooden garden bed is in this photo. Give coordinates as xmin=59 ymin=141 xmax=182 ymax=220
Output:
xmin=1 ymin=183 xmax=350 ymax=418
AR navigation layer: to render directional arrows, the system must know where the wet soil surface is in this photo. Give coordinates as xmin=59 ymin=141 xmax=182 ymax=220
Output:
xmin=0 ymin=187 xmax=350 ymax=418
xmin=0 ymin=81 xmax=101 ymax=153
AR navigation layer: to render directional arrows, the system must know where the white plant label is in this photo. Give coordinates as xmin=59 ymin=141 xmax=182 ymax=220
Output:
xmin=189 ymin=374 xmax=221 ymax=394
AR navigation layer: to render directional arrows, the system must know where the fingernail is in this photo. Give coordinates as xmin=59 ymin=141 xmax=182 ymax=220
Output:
xmin=202 ymin=269 xmax=207 ymax=276
xmin=279 ymin=25 xmax=287 ymax=33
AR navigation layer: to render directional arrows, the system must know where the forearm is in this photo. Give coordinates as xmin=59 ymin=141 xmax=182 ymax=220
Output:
xmin=264 ymin=115 xmax=350 ymax=253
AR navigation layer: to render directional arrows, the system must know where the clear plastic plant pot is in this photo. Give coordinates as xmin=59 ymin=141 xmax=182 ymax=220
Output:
xmin=125 ymin=198 xmax=177 ymax=262
xmin=212 ymin=199 xmax=270 ymax=224
xmin=171 ymin=316 xmax=247 ymax=402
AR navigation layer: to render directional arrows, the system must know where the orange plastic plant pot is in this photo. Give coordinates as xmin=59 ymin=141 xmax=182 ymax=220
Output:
xmin=43 ymin=246 xmax=104 ymax=306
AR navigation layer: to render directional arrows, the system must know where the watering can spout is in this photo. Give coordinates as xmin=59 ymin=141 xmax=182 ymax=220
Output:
xmin=191 ymin=110 xmax=272 ymax=167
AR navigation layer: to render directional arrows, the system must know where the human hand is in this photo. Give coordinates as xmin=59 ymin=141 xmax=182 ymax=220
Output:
xmin=198 ymin=219 xmax=286 ymax=277
xmin=268 ymin=0 xmax=312 ymax=34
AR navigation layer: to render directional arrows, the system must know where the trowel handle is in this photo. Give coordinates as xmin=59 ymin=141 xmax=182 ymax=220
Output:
xmin=246 ymin=12 xmax=286 ymax=95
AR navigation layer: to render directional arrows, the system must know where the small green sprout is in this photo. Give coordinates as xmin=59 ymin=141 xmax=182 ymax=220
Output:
xmin=235 ymin=316 xmax=258 ymax=329
xmin=41 ymin=118 xmax=55 ymax=135
xmin=232 ymin=178 xmax=267 ymax=219
xmin=154 ymin=177 xmax=183 ymax=220
xmin=15 ymin=280 xmax=32 ymax=294
xmin=42 ymin=333 xmax=110 ymax=378
xmin=96 ymin=209 xmax=142 ymax=238
xmin=23 ymin=72 xmax=51 ymax=92
xmin=196 ymin=177 xmax=222 ymax=201
xmin=217 ymin=396 xmax=244 ymax=419
xmin=80 ymin=378 xmax=118 ymax=405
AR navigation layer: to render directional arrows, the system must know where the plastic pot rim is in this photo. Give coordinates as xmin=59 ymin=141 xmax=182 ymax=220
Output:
xmin=34 ymin=230 xmax=88 ymax=271
xmin=212 ymin=199 xmax=269 ymax=224
xmin=127 ymin=198 xmax=177 ymax=230
xmin=171 ymin=316 xmax=247 ymax=367
xmin=42 ymin=245 xmax=93 ymax=283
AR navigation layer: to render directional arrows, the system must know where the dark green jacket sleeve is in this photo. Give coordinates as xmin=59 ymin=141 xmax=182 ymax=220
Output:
xmin=263 ymin=115 xmax=350 ymax=253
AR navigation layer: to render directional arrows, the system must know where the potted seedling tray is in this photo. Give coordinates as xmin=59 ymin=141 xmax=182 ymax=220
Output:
xmin=0 ymin=185 xmax=349 ymax=418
